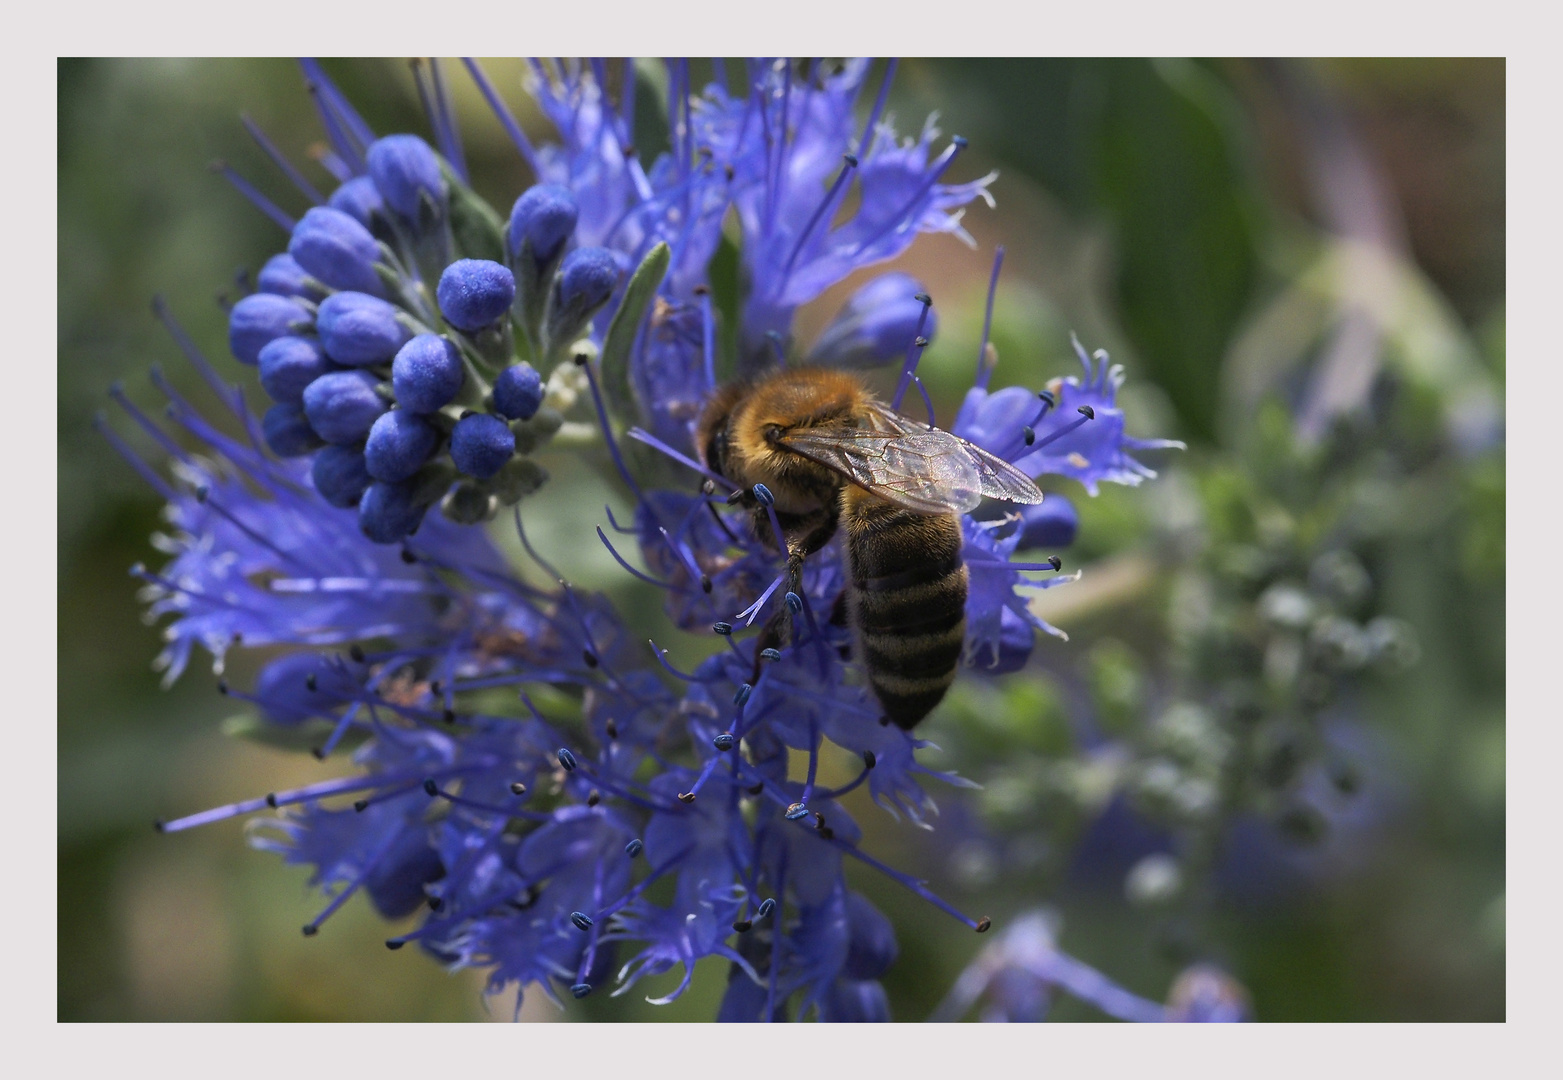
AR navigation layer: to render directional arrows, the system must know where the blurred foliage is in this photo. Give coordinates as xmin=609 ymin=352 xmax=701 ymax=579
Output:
xmin=59 ymin=58 xmax=1503 ymax=1021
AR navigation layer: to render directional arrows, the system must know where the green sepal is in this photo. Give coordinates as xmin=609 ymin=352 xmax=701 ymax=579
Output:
xmin=442 ymin=160 xmax=506 ymax=265
xmin=220 ymin=712 xmax=370 ymax=754
xmin=489 ymin=458 xmax=549 ymax=505
xmin=598 ymin=241 xmax=669 ymax=430
xmin=442 ymin=481 xmax=496 ymax=524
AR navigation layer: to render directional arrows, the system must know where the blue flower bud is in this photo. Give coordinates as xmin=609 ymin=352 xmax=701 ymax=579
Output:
xmin=437 ymin=259 xmax=516 ymax=333
xmin=316 ymin=291 xmax=413 ymax=367
xmin=391 ymin=334 xmax=466 ymax=414
xmin=358 ymin=478 xmax=429 ymax=543
xmin=254 ymin=652 xmax=359 ymax=726
xmin=1017 ymin=495 xmax=1078 ymax=550
xmin=492 ymin=362 xmax=543 ymax=420
xmin=450 ymin=413 xmax=515 ymax=479
xmin=257 ymin=253 xmax=315 ymax=298
xmin=257 ymin=335 xmax=334 ymax=406
xmin=507 ymin=184 xmax=578 ymax=266
xmin=262 ymin=403 xmax=325 ymax=457
xmin=363 ymin=830 xmax=445 ymax=920
xmin=288 ymin=206 xmax=386 ymax=297
xmin=228 ymin=293 xmax=312 ymax=366
xmin=809 ymin=272 xmax=938 ymax=369
xmin=557 ymin=747 xmax=578 ymax=772
xmin=843 ymin=891 xmax=899 ymax=980
xmin=327 ymin=175 xmax=384 ymax=229
xmin=365 ymin=410 xmax=440 ymax=483
xmin=311 ymin=444 xmax=373 ymax=508
xmin=367 ymin=135 xmax=447 ymax=221
xmin=546 ymin=246 xmax=619 ymax=348
xmin=302 ymin=370 xmax=389 ymax=445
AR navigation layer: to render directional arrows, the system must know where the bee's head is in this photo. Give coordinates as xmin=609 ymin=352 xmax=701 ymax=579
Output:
xmin=695 ymin=381 xmax=750 ymax=481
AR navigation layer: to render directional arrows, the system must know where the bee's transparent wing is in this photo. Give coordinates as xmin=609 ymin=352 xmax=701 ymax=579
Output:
xmin=778 ymin=403 xmax=1043 ymax=514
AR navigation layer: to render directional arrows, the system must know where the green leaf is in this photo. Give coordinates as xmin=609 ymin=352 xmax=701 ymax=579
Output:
xmin=598 ymin=241 xmax=670 ymax=430
xmin=441 ymin=160 xmax=505 ymax=265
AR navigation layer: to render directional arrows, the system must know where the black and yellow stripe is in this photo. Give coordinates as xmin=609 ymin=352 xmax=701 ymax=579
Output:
xmin=842 ymin=490 xmax=967 ymax=729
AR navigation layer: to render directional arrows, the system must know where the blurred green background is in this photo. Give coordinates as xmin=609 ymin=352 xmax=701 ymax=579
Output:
xmin=58 ymin=58 xmax=1503 ymax=1021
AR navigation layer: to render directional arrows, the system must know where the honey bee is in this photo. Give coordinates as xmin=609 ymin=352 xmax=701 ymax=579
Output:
xmin=696 ymin=366 xmax=1044 ymax=729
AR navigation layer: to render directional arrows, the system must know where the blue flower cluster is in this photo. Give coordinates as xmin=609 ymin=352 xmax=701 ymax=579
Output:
xmin=110 ymin=58 xmax=1178 ymax=1020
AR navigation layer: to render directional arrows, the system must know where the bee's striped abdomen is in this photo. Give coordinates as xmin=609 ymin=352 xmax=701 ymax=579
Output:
xmin=842 ymin=492 xmax=967 ymax=729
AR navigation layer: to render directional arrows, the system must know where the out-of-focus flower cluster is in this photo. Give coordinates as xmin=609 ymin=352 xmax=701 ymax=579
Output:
xmin=108 ymin=58 xmax=1182 ymax=1020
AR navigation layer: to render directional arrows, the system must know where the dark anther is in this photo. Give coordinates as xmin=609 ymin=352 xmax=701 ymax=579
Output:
xmin=265 ymin=792 xmax=278 ymax=808
xmin=430 ymin=680 xmax=442 ymax=695
xmin=784 ymin=802 xmax=809 ymax=821
xmin=194 ymin=485 xmax=210 ymax=504
xmin=732 ymin=919 xmax=753 ymax=933
xmin=586 ymin=789 xmax=601 ymax=807
xmin=757 ymin=898 xmax=777 ymax=919
xmin=1023 ymin=426 xmax=1036 ymax=446
xmin=701 ymin=574 xmax=713 ymax=594
xmin=423 ymin=779 xmax=439 ymax=797
xmin=305 ymin=672 xmax=318 ymax=692
xmin=442 ymin=708 xmax=457 ymax=724
xmin=713 ymin=621 xmax=733 ymax=636
xmin=385 ymin=939 xmax=405 ymax=950
xmin=349 ymin=644 xmax=366 ymax=662
xmin=975 ymin=916 xmax=992 ymax=933
xmin=428 ymin=897 xmax=444 ymax=912
xmin=952 ymin=135 xmax=969 ymax=149
xmin=570 ymin=983 xmax=592 ymax=999
xmin=813 ymin=812 xmax=827 ymax=832
xmin=570 ymin=911 xmax=594 ymax=931
xmin=784 ymin=592 xmax=803 ymax=614
xmin=354 ymin=799 xmax=369 ymax=813
xmin=558 ymin=747 xmax=578 ymax=771
xmin=216 ymin=679 xmax=229 ymax=695
xmin=311 ymin=747 xmax=326 ymax=760
xmin=843 ymin=153 xmax=859 ymax=167
xmin=400 ymin=548 xmax=417 ymax=564
xmin=510 ymin=781 xmax=528 ymax=796
xmin=733 ymin=683 xmax=752 ymax=706
xmin=583 ymin=649 xmax=599 ymax=668
xmin=760 ymin=648 xmax=782 ymax=662
xmin=152 ymin=819 xmax=165 ymax=833
xmin=573 ymin=352 xmax=589 ymax=367
xmin=863 ymin=750 xmax=877 ymax=769
xmin=751 ymin=483 xmax=775 ymax=506
xmin=746 ymin=783 xmax=765 ymax=796
xmin=1077 ymin=405 xmax=1095 ymax=419
xmin=1046 ymin=556 xmax=1062 ymax=571
xmin=625 ymin=838 xmax=643 ymax=858
xmin=693 ymin=284 xmax=710 ymax=296
xmin=701 ymin=478 xmax=716 ymax=495
xmin=622 ymin=143 xmax=635 ymax=156
xmin=913 ymin=292 xmax=931 ymax=305
xmin=726 ymin=488 xmax=745 ymax=505
xmin=713 ymin=733 xmax=737 ymax=751
xmin=1038 ymin=389 xmax=1056 ymax=407
xmin=677 ymin=791 xmax=697 ymax=804
xmin=302 ymin=924 xmax=319 ymax=937
xmin=605 ymin=719 xmax=619 ymax=740
xmin=914 ymin=336 xmax=929 ymax=348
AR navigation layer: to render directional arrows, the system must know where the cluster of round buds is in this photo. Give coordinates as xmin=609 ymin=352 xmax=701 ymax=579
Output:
xmin=227 ymin=133 xmax=623 ymax=543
